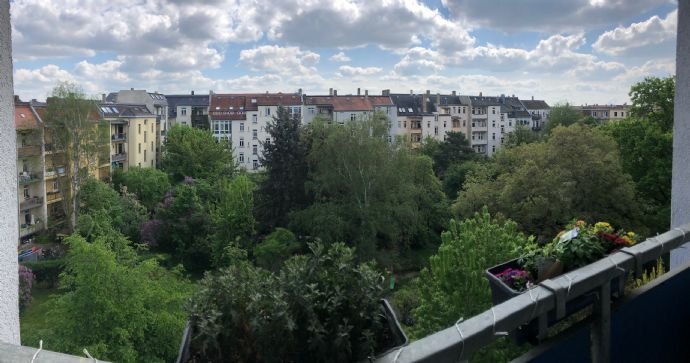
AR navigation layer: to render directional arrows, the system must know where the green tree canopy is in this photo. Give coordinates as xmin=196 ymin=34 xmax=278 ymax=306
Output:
xmin=429 ymin=131 xmax=476 ymax=177
xmin=544 ymin=103 xmax=583 ymax=134
xmin=161 ymin=125 xmax=233 ymax=181
xmin=113 ymin=167 xmax=171 ymax=211
xmin=211 ymin=175 xmax=256 ymax=267
xmin=629 ymin=76 xmax=675 ymax=132
xmin=44 ymin=231 xmax=191 ymax=363
xmin=455 ymin=124 xmax=640 ymax=238
xmin=504 ymin=125 xmax=542 ymax=148
xmin=79 ymin=178 xmax=147 ymax=242
xmin=255 ymin=107 xmax=310 ymax=232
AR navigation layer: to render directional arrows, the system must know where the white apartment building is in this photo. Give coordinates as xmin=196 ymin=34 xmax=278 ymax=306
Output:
xmin=521 ymin=98 xmax=551 ymax=130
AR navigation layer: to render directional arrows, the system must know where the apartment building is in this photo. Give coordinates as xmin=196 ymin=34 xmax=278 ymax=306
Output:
xmin=521 ymin=98 xmax=551 ymax=130
xmin=99 ymin=104 xmax=158 ymax=171
xmin=106 ymin=89 xmax=167 ymax=164
xmin=166 ymin=92 xmax=210 ymax=129
xmin=303 ymin=89 xmax=395 ymax=126
xmin=577 ymin=104 xmax=630 ymax=123
xmin=15 ymin=98 xmax=46 ymax=242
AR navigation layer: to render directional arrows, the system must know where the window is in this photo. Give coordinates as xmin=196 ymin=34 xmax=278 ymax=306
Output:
xmin=492 ymin=145 xmax=496 ymax=152
xmin=501 ymin=137 xmax=505 ymax=144
xmin=443 ymin=121 xmax=447 ymax=128
xmin=434 ymin=127 xmax=438 ymax=136
xmin=151 ymin=141 xmax=154 ymax=151
xmin=144 ymin=150 xmax=147 ymax=162
xmin=265 ymin=138 xmax=270 ymax=144
xmin=240 ymin=123 xmax=245 ymax=132
xmin=138 ymin=124 xmax=141 ymax=134
xmin=239 ymin=153 xmax=245 ymax=163
xmin=463 ymin=120 xmax=466 ymax=127
xmin=501 ymin=126 xmax=505 ymax=134
xmin=181 ymin=107 xmax=187 ymax=116
xmin=508 ymin=121 xmax=512 ymax=127
xmin=266 ymin=108 xmax=271 ymax=116
xmin=403 ymin=121 xmax=407 ymax=128
xmin=350 ymin=113 xmax=356 ymax=121
xmin=253 ymin=160 xmax=258 ymax=170
xmin=434 ymin=115 xmax=438 ymax=122
xmin=252 ymin=129 xmax=258 ymax=140
xmin=252 ymin=115 xmax=258 ymax=124
xmin=144 ymin=131 xmax=147 ymax=143
xmin=398 ymin=121 xmax=401 ymax=128
xmin=52 ymin=181 xmax=59 ymax=192
xmin=622 ymin=112 xmax=625 ymax=117
xmin=309 ymin=107 xmax=315 ymax=114
xmin=144 ymin=119 xmax=147 ymax=125
xmin=427 ymin=121 xmax=431 ymax=128
xmin=387 ymin=135 xmax=392 ymax=143
xmin=139 ymin=143 xmax=141 ymax=153
xmin=492 ymin=133 xmax=496 ymax=140
xmin=239 ymin=137 xmax=245 ymax=147
xmin=252 ymin=145 xmax=258 ymax=155
xmin=388 ymin=121 xmax=392 ymax=129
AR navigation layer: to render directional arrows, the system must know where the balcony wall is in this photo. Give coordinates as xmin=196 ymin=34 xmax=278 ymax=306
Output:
xmin=516 ymin=261 xmax=690 ymax=363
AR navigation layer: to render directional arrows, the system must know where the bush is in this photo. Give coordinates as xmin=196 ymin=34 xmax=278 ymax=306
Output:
xmin=18 ymin=265 xmax=34 ymax=311
xmin=22 ymin=259 xmax=63 ymax=289
xmin=188 ymin=242 xmax=385 ymax=362
xmin=253 ymin=228 xmax=300 ymax=270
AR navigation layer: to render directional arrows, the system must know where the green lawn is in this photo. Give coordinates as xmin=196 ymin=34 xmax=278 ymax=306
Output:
xmin=20 ymin=285 xmax=59 ymax=348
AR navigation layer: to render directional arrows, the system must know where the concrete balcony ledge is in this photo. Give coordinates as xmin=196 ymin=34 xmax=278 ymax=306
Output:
xmin=0 ymin=341 xmax=109 ymax=363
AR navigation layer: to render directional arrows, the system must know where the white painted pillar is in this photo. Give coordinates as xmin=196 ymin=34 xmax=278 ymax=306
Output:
xmin=0 ymin=0 xmax=20 ymax=344
xmin=671 ymin=0 xmax=690 ymax=268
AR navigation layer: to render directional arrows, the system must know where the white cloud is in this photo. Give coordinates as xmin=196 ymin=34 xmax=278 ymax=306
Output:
xmin=392 ymin=47 xmax=444 ymax=76
xmin=239 ymin=45 xmax=320 ymax=75
xmin=593 ymin=10 xmax=677 ymax=56
xmin=330 ymin=52 xmax=351 ymax=62
xmin=441 ymin=0 xmax=668 ymax=32
xmin=337 ymin=65 xmax=383 ymax=77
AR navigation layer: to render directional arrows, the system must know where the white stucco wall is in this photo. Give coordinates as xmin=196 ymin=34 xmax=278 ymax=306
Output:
xmin=671 ymin=0 xmax=690 ymax=268
xmin=0 ymin=0 xmax=21 ymax=344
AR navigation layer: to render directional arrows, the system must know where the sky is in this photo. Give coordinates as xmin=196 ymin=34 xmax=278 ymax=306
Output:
xmin=9 ymin=0 xmax=678 ymax=105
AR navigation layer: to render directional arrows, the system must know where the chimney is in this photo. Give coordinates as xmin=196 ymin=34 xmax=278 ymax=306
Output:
xmin=365 ymin=90 xmax=369 ymax=97
xmin=191 ymin=90 xmax=195 ymax=95
xmin=298 ymin=88 xmax=303 ymax=96
xmin=357 ymin=88 xmax=361 ymax=96
xmin=14 ymin=95 xmax=20 ymax=103
xmin=382 ymin=89 xmax=390 ymax=96
xmin=436 ymin=92 xmax=441 ymax=106
xmin=131 ymin=87 xmax=134 ymax=91
xmin=479 ymin=91 xmax=482 ymax=97
xmin=452 ymin=90 xmax=456 ymax=96
xmin=423 ymin=90 xmax=430 ymax=113
xmin=410 ymin=89 xmax=414 ymax=95
xmin=329 ymin=88 xmax=333 ymax=96
xmin=101 ymin=93 xmax=106 ymax=102
xmin=209 ymin=90 xmax=214 ymax=95
xmin=333 ymin=89 xmax=338 ymax=96
xmin=532 ymin=96 xmax=534 ymax=101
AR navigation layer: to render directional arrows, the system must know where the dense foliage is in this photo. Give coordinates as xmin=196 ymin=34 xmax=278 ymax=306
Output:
xmin=188 ymin=242 xmax=385 ymax=363
xmin=455 ymin=124 xmax=640 ymax=238
xmin=161 ymin=124 xmax=234 ymax=181
xmin=113 ymin=167 xmax=171 ymax=211
xmin=18 ymin=265 xmax=34 ymax=312
xmin=44 ymin=232 xmax=191 ymax=363
xmin=543 ymin=103 xmax=583 ymax=134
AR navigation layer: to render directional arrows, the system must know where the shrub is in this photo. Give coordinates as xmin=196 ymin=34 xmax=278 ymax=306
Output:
xmin=18 ymin=265 xmax=34 ymax=311
xmin=23 ymin=259 xmax=64 ymax=288
xmin=253 ymin=228 xmax=300 ymax=270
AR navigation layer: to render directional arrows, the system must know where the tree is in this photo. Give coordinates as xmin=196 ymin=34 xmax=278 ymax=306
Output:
xmin=629 ymin=76 xmax=675 ymax=132
xmin=442 ymin=161 xmax=480 ymax=200
xmin=255 ymin=107 xmax=309 ymax=231
xmin=161 ymin=125 xmax=233 ymax=181
xmin=187 ymin=242 xmax=385 ymax=363
xmin=429 ymin=131 xmax=476 ymax=177
xmin=79 ymin=178 xmax=147 ymax=242
xmin=44 ymin=82 xmax=109 ymax=231
xmin=410 ymin=208 xmax=529 ymax=339
xmin=455 ymin=124 xmax=640 ymax=238
xmin=44 ymin=232 xmax=191 ymax=363
xmin=253 ymin=227 xmax=300 ymax=270
xmin=544 ymin=103 xmax=583 ymax=134
xmin=291 ymin=115 xmax=448 ymax=256
xmin=601 ymin=118 xmax=672 ymax=233
xmin=211 ymin=175 xmax=256 ymax=267
xmin=113 ymin=167 xmax=171 ymax=211
xmin=504 ymin=125 xmax=542 ymax=148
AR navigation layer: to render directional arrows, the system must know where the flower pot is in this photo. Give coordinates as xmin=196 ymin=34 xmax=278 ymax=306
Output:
xmin=486 ymin=258 xmax=625 ymax=345
xmin=537 ymin=258 xmax=563 ymax=282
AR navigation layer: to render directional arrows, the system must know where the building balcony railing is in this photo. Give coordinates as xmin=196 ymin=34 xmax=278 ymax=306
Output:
xmin=20 ymin=221 xmax=43 ymax=237
xmin=43 ymin=143 xmax=64 ymax=154
xmin=111 ymin=133 xmax=127 ymax=142
xmin=44 ymin=166 xmax=66 ymax=179
xmin=18 ymin=172 xmax=41 ymax=185
xmin=112 ymin=153 xmax=127 ymax=162
xmin=46 ymin=191 xmax=63 ymax=204
xmin=17 ymin=145 xmax=40 ymax=158
xmin=20 ymin=197 xmax=43 ymax=211
xmin=0 ymin=341 xmax=109 ymax=362
xmin=375 ymin=224 xmax=690 ymax=363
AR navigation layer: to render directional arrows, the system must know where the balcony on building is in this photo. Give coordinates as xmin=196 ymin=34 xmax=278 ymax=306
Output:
xmin=16 ymin=144 xmax=40 ymax=158
xmin=112 ymin=152 xmax=127 ymax=162
xmin=19 ymin=196 xmax=43 ymax=211
xmin=17 ymin=171 xmax=41 ymax=185
xmin=44 ymin=166 xmax=66 ymax=180
xmin=46 ymin=191 xmax=63 ymax=204
xmin=19 ymin=220 xmax=43 ymax=238
xmin=111 ymin=132 xmax=127 ymax=142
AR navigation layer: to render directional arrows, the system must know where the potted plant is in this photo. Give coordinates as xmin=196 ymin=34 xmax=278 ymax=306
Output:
xmin=485 ymin=220 xmax=639 ymax=343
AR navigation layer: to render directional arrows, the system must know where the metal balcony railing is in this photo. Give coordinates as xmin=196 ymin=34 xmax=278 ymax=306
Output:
xmin=18 ymin=173 xmax=41 ymax=185
xmin=46 ymin=191 xmax=62 ymax=203
xmin=112 ymin=153 xmax=127 ymax=162
xmin=375 ymin=224 xmax=690 ymax=363
xmin=0 ymin=341 xmax=109 ymax=362
xmin=111 ymin=133 xmax=127 ymax=141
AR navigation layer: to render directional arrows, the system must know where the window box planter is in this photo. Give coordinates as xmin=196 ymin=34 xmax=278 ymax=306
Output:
xmin=485 ymin=257 xmax=625 ymax=344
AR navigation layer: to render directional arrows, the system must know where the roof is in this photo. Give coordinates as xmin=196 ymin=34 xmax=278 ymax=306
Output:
xmin=98 ymin=103 xmax=153 ymax=117
xmin=209 ymin=94 xmax=249 ymax=120
xmin=468 ymin=96 xmax=503 ymax=107
xmin=15 ymin=103 xmax=40 ymax=130
xmin=166 ymin=94 xmax=210 ymax=118
xmin=304 ymin=96 xmax=379 ymax=111
xmin=389 ymin=94 xmax=436 ymax=116
xmin=521 ymin=99 xmax=550 ymax=109
xmin=255 ymin=93 xmax=301 ymax=106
